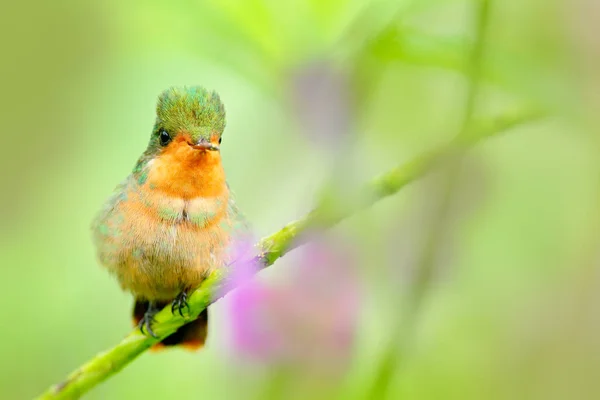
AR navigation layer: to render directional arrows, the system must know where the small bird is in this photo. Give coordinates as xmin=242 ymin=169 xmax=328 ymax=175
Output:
xmin=92 ymin=86 xmax=246 ymax=350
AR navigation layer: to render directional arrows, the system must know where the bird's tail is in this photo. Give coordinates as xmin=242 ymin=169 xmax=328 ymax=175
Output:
xmin=133 ymin=299 xmax=208 ymax=351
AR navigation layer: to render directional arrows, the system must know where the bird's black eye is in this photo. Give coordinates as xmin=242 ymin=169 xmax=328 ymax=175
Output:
xmin=218 ymin=137 xmax=222 ymax=144
xmin=159 ymin=129 xmax=171 ymax=146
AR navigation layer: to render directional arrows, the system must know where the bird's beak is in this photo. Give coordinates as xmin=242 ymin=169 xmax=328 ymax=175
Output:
xmin=190 ymin=140 xmax=220 ymax=151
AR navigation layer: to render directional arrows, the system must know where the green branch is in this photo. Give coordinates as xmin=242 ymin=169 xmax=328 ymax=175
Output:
xmin=36 ymin=107 xmax=545 ymax=400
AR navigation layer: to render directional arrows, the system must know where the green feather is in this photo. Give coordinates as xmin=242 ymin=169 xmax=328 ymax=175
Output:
xmin=131 ymin=86 xmax=226 ymax=181
xmin=155 ymin=86 xmax=226 ymax=143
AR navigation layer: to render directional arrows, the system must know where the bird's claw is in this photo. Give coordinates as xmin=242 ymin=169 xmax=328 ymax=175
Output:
xmin=171 ymin=291 xmax=189 ymax=317
xmin=138 ymin=305 xmax=158 ymax=338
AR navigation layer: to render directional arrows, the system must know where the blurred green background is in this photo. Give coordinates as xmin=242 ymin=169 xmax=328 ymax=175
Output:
xmin=1 ymin=0 xmax=599 ymax=399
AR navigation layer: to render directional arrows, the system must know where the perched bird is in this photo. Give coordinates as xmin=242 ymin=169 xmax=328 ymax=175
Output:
xmin=92 ymin=86 xmax=246 ymax=350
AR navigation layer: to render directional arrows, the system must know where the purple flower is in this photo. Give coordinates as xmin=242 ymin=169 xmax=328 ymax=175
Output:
xmin=221 ymin=235 xmax=261 ymax=294
xmin=221 ymin=235 xmax=361 ymax=375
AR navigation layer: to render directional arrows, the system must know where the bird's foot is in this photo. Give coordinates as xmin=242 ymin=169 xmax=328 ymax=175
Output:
xmin=138 ymin=302 xmax=159 ymax=338
xmin=171 ymin=290 xmax=189 ymax=317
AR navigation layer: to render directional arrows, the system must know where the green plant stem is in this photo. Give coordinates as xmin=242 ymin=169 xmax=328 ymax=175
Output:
xmin=36 ymin=107 xmax=544 ymax=400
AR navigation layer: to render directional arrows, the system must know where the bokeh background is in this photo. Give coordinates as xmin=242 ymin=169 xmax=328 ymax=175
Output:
xmin=1 ymin=0 xmax=599 ymax=399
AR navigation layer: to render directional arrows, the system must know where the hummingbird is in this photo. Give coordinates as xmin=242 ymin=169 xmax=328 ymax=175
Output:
xmin=92 ymin=86 xmax=246 ymax=350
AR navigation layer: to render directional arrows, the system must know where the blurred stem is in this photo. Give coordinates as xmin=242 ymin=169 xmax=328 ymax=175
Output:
xmin=411 ymin=0 xmax=492 ymax=311
xmin=36 ymin=107 xmax=542 ymax=400
xmin=368 ymin=0 xmax=493 ymax=398
xmin=460 ymin=0 xmax=492 ymax=135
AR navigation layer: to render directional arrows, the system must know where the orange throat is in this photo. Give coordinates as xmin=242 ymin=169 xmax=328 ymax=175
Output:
xmin=146 ymin=137 xmax=226 ymax=199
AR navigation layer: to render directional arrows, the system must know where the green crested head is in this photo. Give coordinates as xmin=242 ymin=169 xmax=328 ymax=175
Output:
xmin=157 ymin=86 xmax=225 ymax=133
xmin=148 ymin=86 xmax=226 ymax=149
xmin=134 ymin=86 xmax=226 ymax=174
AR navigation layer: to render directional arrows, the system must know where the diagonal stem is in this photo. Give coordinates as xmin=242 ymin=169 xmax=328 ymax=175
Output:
xmin=36 ymin=107 xmax=545 ymax=400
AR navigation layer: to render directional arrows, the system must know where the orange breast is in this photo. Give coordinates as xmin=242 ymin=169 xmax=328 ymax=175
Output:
xmin=101 ymin=184 xmax=232 ymax=301
xmin=147 ymin=135 xmax=226 ymax=199
xmin=95 ymin=135 xmax=234 ymax=300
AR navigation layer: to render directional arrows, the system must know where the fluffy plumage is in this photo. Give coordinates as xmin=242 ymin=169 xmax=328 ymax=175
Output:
xmin=92 ymin=86 xmax=246 ymax=349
